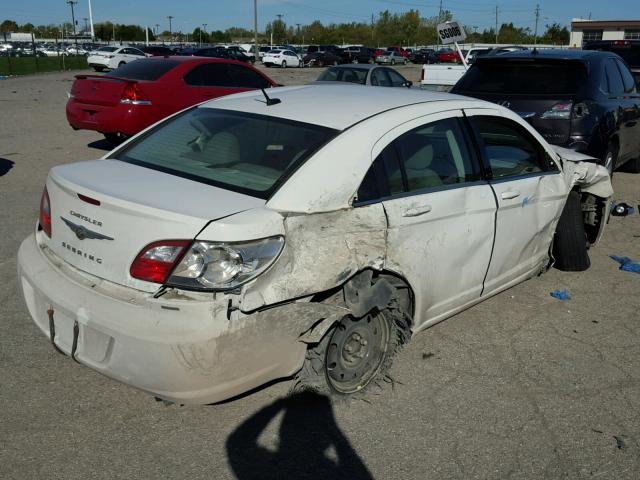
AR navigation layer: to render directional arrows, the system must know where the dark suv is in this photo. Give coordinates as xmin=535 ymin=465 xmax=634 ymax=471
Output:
xmin=451 ymin=49 xmax=640 ymax=173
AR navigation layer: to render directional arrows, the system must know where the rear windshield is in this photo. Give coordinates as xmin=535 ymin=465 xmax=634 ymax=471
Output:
xmin=109 ymin=59 xmax=180 ymax=80
xmin=456 ymin=60 xmax=587 ymax=95
xmin=318 ymin=67 xmax=368 ymax=84
xmin=97 ymin=46 xmax=117 ymax=52
xmin=113 ymin=108 xmax=338 ymax=199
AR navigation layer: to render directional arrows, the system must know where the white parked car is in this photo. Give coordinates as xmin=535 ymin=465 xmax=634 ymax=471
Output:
xmin=18 ymin=86 xmax=612 ymax=404
xmin=87 ymin=46 xmax=147 ymax=72
xmin=262 ymin=49 xmax=301 ymax=68
xmin=375 ymin=50 xmax=408 ymax=65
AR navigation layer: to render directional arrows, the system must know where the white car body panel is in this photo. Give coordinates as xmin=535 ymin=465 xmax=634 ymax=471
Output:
xmin=17 ymin=86 xmax=613 ymax=403
xmin=46 ymin=160 xmax=264 ymax=292
xmin=262 ymin=50 xmax=301 ymax=67
xmin=420 ymin=48 xmax=490 ymax=90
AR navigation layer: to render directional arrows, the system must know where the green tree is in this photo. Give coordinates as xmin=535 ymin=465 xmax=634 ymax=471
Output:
xmin=0 ymin=19 xmax=19 ymax=33
xmin=540 ymin=23 xmax=569 ymax=45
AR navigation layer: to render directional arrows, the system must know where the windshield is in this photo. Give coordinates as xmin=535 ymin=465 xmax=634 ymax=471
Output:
xmin=317 ymin=67 xmax=368 ymax=84
xmin=114 ymin=108 xmax=338 ymax=199
xmin=456 ymin=59 xmax=588 ymax=95
xmin=109 ymin=59 xmax=179 ymax=80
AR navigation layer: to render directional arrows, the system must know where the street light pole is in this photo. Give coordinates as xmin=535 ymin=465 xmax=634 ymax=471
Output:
xmin=167 ymin=16 xmax=173 ymax=44
xmin=66 ymin=0 xmax=78 ymax=35
xmin=87 ymin=0 xmax=95 ymax=40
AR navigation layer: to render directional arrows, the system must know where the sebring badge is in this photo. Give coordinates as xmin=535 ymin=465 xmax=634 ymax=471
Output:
xmin=60 ymin=217 xmax=114 ymax=241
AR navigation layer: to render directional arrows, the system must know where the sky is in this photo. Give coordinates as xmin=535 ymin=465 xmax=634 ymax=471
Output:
xmin=3 ymin=0 xmax=639 ymax=35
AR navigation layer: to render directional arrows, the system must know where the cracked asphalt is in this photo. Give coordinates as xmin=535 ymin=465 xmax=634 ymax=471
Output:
xmin=1 ymin=65 xmax=639 ymax=479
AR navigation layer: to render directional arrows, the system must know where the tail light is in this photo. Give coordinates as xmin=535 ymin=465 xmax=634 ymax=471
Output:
xmin=540 ymin=102 xmax=572 ymax=120
xmin=130 ymin=240 xmax=191 ymax=284
xmin=120 ymin=83 xmax=152 ymax=105
xmin=39 ymin=187 xmax=52 ymax=238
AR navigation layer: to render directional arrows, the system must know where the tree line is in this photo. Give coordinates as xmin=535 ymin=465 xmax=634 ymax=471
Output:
xmin=2 ymin=11 xmax=569 ymax=45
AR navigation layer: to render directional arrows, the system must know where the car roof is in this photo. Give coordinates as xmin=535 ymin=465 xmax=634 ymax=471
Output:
xmin=325 ymin=64 xmax=379 ymax=70
xmin=486 ymin=49 xmax=605 ymax=61
xmin=202 ymin=84 xmax=472 ymax=130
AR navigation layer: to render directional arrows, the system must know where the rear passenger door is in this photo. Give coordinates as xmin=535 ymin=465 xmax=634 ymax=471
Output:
xmin=357 ymin=111 xmax=496 ymax=326
xmin=614 ymin=58 xmax=640 ymax=160
xmin=465 ymin=110 xmax=566 ymax=294
xmin=183 ymin=63 xmax=238 ymax=103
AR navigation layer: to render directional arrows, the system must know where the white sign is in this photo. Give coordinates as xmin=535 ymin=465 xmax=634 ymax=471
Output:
xmin=437 ymin=21 xmax=467 ymax=45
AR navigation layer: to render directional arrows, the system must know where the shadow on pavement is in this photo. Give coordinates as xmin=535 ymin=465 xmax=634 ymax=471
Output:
xmin=87 ymin=139 xmax=113 ymax=151
xmin=226 ymin=391 xmax=373 ymax=480
xmin=0 ymin=158 xmax=15 ymax=177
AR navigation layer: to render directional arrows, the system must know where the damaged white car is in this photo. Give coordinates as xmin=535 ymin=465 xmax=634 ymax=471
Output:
xmin=17 ymin=85 xmax=613 ymax=404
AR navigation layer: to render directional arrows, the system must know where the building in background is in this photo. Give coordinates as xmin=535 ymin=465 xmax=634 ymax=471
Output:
xmin=570 ymin=19 xmax=640 ymax=47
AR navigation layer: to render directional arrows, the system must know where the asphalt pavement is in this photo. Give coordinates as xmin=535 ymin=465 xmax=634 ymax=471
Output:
xmin=1 ymin=65 xmax=639 ymax=479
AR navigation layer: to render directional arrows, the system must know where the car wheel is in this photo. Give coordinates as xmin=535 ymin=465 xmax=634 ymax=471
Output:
xmin=390 ymin=59 xmax=396 ymax=65
xmin=403 ymin=59 xmax=407 ymax=65
xmin=93 ymin=66 xmax=104 ymax=72
xmin=318 ymin=60 xmax=324 ymax=68
xmin=103 ymin=133 xmax=126 ymax=145
xmin=353 ymin=58 xmax=359 ymax=64
xmin=118 ymin=61 xmax=125 ymax=67
xmin=332 ymin=60 xmax=338 ymax=66
xmin=602 ymin=142 xmax=619 ymax=177
xmin=620 ymin=157 xmax=640 ymax=173
xmin=553 ymin=190 xmax=590 ymax=272
xmin=281 ymin=60 xmax=287 ymax=68
xmin=292 ymin=302 xmax=409 ymax=398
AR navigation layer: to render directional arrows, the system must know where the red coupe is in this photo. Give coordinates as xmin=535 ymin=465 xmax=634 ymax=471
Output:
xmin=66 ymin=57 xmax=278 ymax=144
xmin=437 ymin=49 xmax=461 ymax=63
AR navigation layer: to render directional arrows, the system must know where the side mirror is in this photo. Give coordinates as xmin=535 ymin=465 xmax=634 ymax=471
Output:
xmin=404 ymin=80 xmax=413 ymax=88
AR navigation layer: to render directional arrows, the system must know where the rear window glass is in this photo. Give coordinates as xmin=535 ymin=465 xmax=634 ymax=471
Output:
xmin=109 ymin=59 xmax=179 ymax=80
xmin=113 ymin=108 xmax=338 ymax=199
xmin=318 ymin=67 xmax=367 ymax=84
xmin=97 ymin=47 xmax=117 ymax=52
xmin=456 ymin=60 xmax=587 ymax=95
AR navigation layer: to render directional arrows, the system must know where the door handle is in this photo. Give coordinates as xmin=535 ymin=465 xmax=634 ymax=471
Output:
xmin=500 ymin=190 xmax=521 ymax=200
xmin=402 ymin=205 xmax=432 ymax=217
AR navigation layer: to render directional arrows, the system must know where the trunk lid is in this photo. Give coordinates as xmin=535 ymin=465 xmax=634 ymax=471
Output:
xmin=71 ymin=75 xmax=134 ymax=107
xmin=45 ymin=160 xmax=265 ymax=292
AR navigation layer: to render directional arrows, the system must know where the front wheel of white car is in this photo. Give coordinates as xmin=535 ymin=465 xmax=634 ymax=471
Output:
xmin=292 ymin=300 xmax=410 ymax=399
xmin=553 ymin=190 xmax=590 ymax=271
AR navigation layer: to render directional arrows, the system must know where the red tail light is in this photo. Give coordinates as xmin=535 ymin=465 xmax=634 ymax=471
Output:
xmin=120 ymin=83 xmax=152 ymax=105
xmin=130 ymin=240 xmax=191 ymax=284
xmin=39 ymin=187 xmax=52 ymax=238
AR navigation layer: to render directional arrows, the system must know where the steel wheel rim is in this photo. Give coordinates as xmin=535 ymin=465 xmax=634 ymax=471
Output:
xmin=325 ymin=312 xmax=390 ymax=394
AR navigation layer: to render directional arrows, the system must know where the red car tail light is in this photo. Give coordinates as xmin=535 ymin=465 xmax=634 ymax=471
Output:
xmin=39 ymin=187 xmax=52 ymax=238
xmin=130 ymin=240 xmax=191 ymax=284
xmin=120 ymin=83 xmax=152 ymax=105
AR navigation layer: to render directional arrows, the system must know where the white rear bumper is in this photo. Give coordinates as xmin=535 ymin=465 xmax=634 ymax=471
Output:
xmin=17 ymin=233 xmax=308 ymax=404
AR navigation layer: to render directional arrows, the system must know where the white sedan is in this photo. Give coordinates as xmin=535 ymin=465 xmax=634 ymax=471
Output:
xmin=262 ymin=49 xmax=301 ymax=68
xmin=87 ymin=46 xmax=147 ymax=71
xmin=17 ymin=86 xmax=612 ymax=404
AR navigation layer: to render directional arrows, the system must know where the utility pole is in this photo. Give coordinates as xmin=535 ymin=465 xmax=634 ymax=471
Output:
xmin=155 ymin=23 xmax=160 ymax=36
xmin=66 ymin=0 xmax=78 ymax=35
xmin=371 ymin=13 xmax=374 ymax=41
xmin=253 ymin=0 xmax=258 ymax=63
xmin=167 ymin=15 xmax=173 ymax=44
xmin=83 ymin=17 xmax=88 ymax=35
xmin=112 ymin=23 xmax=115 ymax=44
xmin=495 ymin=5 xmax=499 ymax=44
xmin=534 ymin=3 xmax=540 ymax=44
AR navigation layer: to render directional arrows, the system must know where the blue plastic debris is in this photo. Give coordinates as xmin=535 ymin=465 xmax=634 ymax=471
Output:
xmin=610 ymin=255 xmax=640 ymax=274
xmin=550 ymin=290 xmax=571 ymax=300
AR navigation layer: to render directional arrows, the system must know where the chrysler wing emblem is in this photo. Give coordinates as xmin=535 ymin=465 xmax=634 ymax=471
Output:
xmin=60 ymin=217 xmax=114 ymax=241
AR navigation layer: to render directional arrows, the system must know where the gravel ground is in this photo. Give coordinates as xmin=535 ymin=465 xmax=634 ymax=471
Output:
xmin=1 ymin=65 xmax=639 ymax=480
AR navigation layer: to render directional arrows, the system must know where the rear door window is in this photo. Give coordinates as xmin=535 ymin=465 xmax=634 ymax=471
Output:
xmin=614 ymin=58 xmax=637 ymax=93
xmin=227 ymin=64 xmax=271 ymax=89
xmin=387 ymin=69 xmax=406 ymax=87
xmin=371 ymin=69 xmax=391 ymax=86
xmin=604 ymin=58 xmax=625 ymax=94
xmin=356 ymin=117 xmax=480 ymax=202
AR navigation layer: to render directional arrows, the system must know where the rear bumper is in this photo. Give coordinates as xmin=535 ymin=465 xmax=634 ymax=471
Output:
xmin=17 ymin=233 xmax=308 ymax=404
xmin=66 ymin=98 xmax=157 ymax=137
